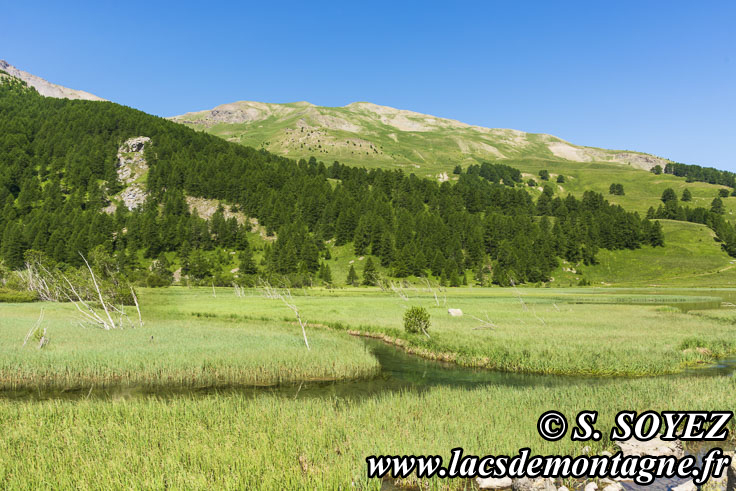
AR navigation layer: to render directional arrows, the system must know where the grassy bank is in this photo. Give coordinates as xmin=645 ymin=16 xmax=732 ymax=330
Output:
xmin=1 ymin=375 xmax=734 ymax=489
xmin=152 ymin=287 xmax=736 ymax=376
xmin=0 ymin=301 xmax=379 ymax=390
xmin=553 ymin=220 xmax=736 ymax=287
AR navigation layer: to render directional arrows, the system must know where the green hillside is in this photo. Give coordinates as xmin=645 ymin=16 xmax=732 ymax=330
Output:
xmin=170 ymin=101 xmax=670 ymax=175
xmin=3 ymin=72 xmax=736 ymax=290
xmin=171 ymin=101 xmax=736 ymax=218
xmin=554 ymin=220 xmax=736 ymax=287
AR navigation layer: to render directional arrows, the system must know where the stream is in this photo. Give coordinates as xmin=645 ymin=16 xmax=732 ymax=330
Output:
xmin=3 ymin=291 xmax=736 ymax=490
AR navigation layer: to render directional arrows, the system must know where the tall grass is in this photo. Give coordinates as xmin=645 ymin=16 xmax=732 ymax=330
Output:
xmin=0 ymin=375 xmax=733 ymax=489
xmin=150 ymin=287 xmax=736 ymax=376
xmin=0 ymin=302 xmax=378 ymax=389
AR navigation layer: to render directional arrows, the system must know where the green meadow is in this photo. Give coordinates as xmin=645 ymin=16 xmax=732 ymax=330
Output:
xmin=146 ymin=287 xmax=736 ymax=375
xmin=0 ymin=300 xmax=378 ymax=390
xmin=1 ymin=371 xmax=734 ymax=489
xmin=553 ymin=220 xmax=736 ymax=287
xmin=2 ymin=287 xmax=736 ymax=489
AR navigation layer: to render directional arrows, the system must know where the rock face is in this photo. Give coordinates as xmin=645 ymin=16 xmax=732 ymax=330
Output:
xmin=512 ymin=477 xmax=556 ymax=491
xmin=616 ymin=435 xmax=684 ymax=458
xmin=477 ymin=476 xmax=513 ymax=489
xmin=0 ymin=60 xmax=105 ymax=101
xmin=672 ymin=481 xmax=696 ymax=491
xmin=115 ymin=137 xmax=151 ymax=210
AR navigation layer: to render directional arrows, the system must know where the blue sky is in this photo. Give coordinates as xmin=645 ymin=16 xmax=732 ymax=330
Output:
xmin=3 ymin=1 xmax=735 ymax=170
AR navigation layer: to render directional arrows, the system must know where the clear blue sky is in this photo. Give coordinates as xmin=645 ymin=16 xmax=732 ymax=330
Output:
xmin=3 ymin=1 xmax=735 ymax=170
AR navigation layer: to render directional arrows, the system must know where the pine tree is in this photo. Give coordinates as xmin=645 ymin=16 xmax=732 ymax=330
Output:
xmin=1 ymin=222 xmax=25 ymax=269
xmin=439 ymin=270 xmax=448 ymax=287
xmin=238 ymin=247 xmax=258 ymax=275
xmin=711 ymin=197 xmax=725 ymax=215
xmin=346 ymin=264 xmax=358 ymax=286
xmin=431 ymin=251 xmax=445 ymax=277
xmin=648 ymin=221 xmax=665 ymax=247
xmin=392 ymin=245 xmax=413 ymax=278
xmin=299 ymin=236 xmax=320 ymax=273
xmin=187 ymin=250 xmax=211 ymax=281
xmin=474 ymin=265 xmax=486 ymax=286
xmin=661 ymin=188 xmax=678 ymax=204
xmin=319 ymin=262 xmax=333 ymax=284
xmin=353 ymin=216 xmax=371 ymax=256
xmin=379 ymin=234 xmax=395 ymax=267
xmin=445 ymin=258 xmax=460 ymax=287
xmin=681 ymin=189 xmax=692 ymax=202
xmin=362 ymin=257 xmax=377 ymax=285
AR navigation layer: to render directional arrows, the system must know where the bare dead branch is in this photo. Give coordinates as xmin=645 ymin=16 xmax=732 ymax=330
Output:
xmin=259 ymin=278 xmax=310 ymax=350
xmin=22 ymin=309 xmax=45 ymax=347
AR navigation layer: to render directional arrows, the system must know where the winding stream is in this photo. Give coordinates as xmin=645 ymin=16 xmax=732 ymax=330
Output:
xmin=3 ymin=291 xmax=735 ymax=490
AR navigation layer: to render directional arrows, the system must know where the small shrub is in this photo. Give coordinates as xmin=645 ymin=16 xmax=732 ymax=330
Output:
xmin=0 ymin=288 xmax=38 ymax=303
xmin=404 ymin=306 xmax=430 ymax=335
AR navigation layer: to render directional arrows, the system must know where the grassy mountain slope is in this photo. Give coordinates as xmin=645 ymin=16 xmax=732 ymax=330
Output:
xmin=171 ymin=101 xmax=669 ymax=176
xmin=554 ymin=220 xmax=736 ymax=287
xmin=503 ymin=158 xmax=736 ymax=217
xmin=172 ymin=100 xmax=736 ymax=218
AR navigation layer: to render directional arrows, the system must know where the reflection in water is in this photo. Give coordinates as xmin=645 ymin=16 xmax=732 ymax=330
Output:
xmin=2 ymin=337 xmax=735 ymax=404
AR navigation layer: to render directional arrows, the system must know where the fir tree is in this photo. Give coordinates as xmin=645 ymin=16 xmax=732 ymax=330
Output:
xmin=238 ymin=247 xmax=258 ymax=275
xmin=430 ymin=251 xmax=445 ymax=277
xmin=346 ymin=264 xmax=358 ymax=286
xmin=661 ymin=188 xmax=678 ymax=204
xmin=362 ymin=257 xmax=377 ymax=285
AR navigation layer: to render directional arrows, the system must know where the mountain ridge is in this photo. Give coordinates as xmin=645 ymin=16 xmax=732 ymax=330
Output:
xmin=171 ymin=99 xmax=670 ymax=175
xmin=0 ymin=59 xmax=105 ymax=101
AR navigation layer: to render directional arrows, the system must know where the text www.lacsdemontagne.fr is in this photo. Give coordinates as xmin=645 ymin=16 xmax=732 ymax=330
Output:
xmin=366 ymin=447 xmax=732 ymax=486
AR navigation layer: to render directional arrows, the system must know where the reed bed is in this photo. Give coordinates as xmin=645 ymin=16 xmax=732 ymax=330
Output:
xmin=0 ymin=375 xmax=733 ymax=489
xmin=0 ymin=302 xmax=378 ymax=390
xmin=152 ymin=287 xmax=736 ymax=376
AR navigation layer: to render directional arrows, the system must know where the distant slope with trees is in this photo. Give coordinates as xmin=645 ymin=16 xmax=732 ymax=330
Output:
xmin=0 ymin=75 xmax=677 ymax=288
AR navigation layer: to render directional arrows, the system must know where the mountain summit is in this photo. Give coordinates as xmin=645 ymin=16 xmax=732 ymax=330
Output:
xmin=0 ymin=60 xmax=105 ymax=101
xmin=171 ymin=100 xmax=669 ymax=174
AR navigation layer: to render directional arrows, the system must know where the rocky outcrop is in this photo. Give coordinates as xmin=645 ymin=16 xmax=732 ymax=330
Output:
xmin=672 ymin=481 xmax=697 ymax=491
xmin=616 ymin=435 xmax=684 ymax=458
xmin=117 ymin=137 xmax=150 ymax=184
xmin=477 ymin=477 xmax=512 ymax=489
xmin=105 ymin=137 xmax=151 ymax=211
xmin=511 ymin=477 xmax=556 ymax=491
xmin=0 ymin=60 xmax=105 ymax=101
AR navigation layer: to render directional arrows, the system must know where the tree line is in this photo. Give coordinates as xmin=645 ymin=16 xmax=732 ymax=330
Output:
xmin=0 ymin=76 xmax=663 ymax=287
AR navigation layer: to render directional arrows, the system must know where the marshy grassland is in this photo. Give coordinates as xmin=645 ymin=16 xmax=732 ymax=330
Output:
xmin=1 ymin=376 xmax=734 ymax=489
xmin=1 ymin=287 xmax=736 ymax=489
xmin=0 ymin=300 xmax=379 ymax=390
xmin=150 ymin=287 xmax=736 ymax=375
